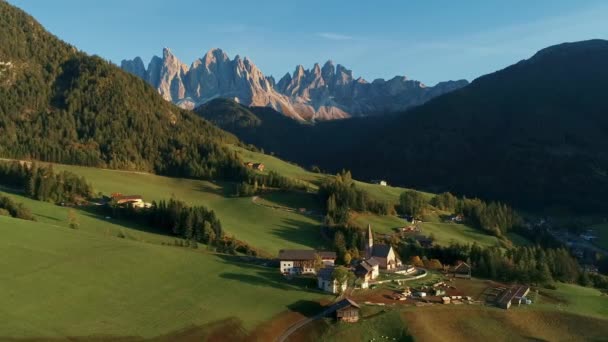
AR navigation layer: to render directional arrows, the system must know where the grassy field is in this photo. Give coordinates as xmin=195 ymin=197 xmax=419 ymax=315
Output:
xmin=401 ymin=304 xmax=608 ymax=342
xmin=229 ymin=145 xmax=426 ymax=204
xmin=0 ymin=215 xmax=330 ymax=339
xmin=350 ymin=213 xmax=505 ymax=248
xmin=0 ymin=188 xmax=177 ymax=245
xmin=292 ymin=276 xmax=608 ymax=342
xmin=290 ymin=308 xmax=410 ymax=342
xmin=46 ymin=163 xmax=322 ymax=255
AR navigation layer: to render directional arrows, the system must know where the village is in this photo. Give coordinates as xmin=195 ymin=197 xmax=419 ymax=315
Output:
xmin=276 ymin=224 xmax=535 ymax=329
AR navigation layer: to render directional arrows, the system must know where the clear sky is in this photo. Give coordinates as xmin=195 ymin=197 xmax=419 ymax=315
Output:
xmin=7 ymin=0 xmax=608 ymax=85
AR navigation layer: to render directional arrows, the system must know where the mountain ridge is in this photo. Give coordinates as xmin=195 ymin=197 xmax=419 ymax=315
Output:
xmin=121 ymin=48 xmax=468 ymax=121
xmin=194 ymin=40 xmax=608 ymax=211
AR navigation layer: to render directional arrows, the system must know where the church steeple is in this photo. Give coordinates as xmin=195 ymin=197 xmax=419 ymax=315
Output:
xmin=365 ymin=224 xmax=374 ymax=259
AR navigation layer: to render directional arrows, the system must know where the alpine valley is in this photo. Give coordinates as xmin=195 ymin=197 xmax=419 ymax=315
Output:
xmin=2 ymin=1 xmax=608 ymax=341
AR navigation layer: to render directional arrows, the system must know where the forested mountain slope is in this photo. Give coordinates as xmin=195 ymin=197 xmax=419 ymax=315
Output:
xmin=198 ymin=41 xmax=608 ymax=211
xmin=0 ymin=1 xmax=244 ymax=180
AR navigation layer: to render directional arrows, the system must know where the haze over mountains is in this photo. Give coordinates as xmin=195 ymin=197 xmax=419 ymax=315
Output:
xmin=121 ymin=48 xmax=468 ymax=121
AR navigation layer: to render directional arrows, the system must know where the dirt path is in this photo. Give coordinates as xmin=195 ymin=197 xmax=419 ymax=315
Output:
xmin=274 ymin=306 xmax=334 ymax=342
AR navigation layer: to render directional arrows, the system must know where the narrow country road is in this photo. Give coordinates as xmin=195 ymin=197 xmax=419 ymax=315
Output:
xmin=275 ymin=306 xmax=335 ymax=342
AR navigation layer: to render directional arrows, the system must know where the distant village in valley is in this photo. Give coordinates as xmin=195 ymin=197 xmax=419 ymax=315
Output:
xmin=277 ymin=224 xmax=534 ymax=325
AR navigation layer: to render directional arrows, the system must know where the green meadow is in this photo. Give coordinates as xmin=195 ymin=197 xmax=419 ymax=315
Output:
xmin=0 ymin=215 xmax=329 ymax=339
xmin=49 ymin=163 xmax=322 ymax=255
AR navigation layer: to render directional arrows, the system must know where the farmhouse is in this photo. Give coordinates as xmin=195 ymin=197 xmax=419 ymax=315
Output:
xmin=326 ymin=298 xmax=360 ymax=323
xmin=109 ymin=193 xmax=150 ymax=208
xmin=243 ymin=162 xmax=265 ymax=171
xmin=371 ymin=179 xmax=388 ymax=186
xmin=278 ymin=249 xmax=336 ymax=275
xmin=363 ymin=225 xmax=402 ymax=270
xmin=496 ymin=285 xmax=531 ymax=309
xmin=448 ymin=261 xmax=472 ymax=279
xmin=317 ymin=267 xmax=347 ymax=294
xmin=354 ymin=258 xmax=380 ymax=288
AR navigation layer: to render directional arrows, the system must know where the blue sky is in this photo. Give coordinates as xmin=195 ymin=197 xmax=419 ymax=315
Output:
xmin=8 ymin=0 xmax=608 ymax=85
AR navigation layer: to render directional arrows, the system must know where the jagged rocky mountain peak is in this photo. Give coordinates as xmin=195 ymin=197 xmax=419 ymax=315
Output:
xmin=121 ymin=48 xmax=468 ymax=120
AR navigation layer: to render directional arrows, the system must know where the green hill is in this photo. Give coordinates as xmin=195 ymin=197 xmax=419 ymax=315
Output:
xmin=0 ymin=215 xmax=329 ymax=339
xmin=197 ymin=41 xmax=608 ymax=213
xmin=0 ymin=1 xmax=244 ymax=180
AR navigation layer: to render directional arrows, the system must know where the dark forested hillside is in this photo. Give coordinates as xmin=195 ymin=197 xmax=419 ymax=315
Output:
xmin=0 ymin=1 xmax=245 ymax=180
xmin=354 ymin=40 xmax=608 ymax=211
xmin=199 ymin=41 xmax=608 ymax=212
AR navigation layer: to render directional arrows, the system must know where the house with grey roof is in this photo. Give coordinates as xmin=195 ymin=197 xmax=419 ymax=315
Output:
xmin=278 ymin=249 xmax=336 ymax=275
xmin=317 ymin=267 xmax=347 ymax=294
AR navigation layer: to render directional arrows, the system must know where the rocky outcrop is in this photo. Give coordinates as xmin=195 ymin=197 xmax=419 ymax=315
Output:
xmin=122 ymin=48 xmax=468 ymax=121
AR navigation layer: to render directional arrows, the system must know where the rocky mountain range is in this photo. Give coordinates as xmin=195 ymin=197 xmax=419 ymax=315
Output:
xmin=121 ymin=48 xmax=468 ymax=121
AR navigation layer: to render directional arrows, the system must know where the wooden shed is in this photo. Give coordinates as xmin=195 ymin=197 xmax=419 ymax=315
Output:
xmin=329 ymin=298 xmax=361 ymax=323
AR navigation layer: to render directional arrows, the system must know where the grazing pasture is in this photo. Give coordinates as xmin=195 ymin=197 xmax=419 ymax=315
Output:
xmin=0 ymin=215 xmax=330 ymax=339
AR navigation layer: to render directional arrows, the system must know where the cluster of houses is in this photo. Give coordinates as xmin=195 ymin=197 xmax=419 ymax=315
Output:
xmin=278 ymin=225 xmax=415 ymax=293
xmin=244 ymin=162 xmax=265 ymax=171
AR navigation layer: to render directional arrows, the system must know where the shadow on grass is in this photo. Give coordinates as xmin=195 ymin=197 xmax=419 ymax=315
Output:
xmin=270 ymin=217 xmax=326 ymax=250
xmin=76 ymin=206 xmax=168 ymax=237
xmin=220 ymin=272 xmax=291 ymax=290
xmin=215 ymin=254 xmax=323 ymax=294
xmin=287 ymin=300 xmax=326 ymax=318
xmin=34 ymin=213 xmax=62 ymax=221
xmin=259 ymin=191 xmax=323 ymax=211
xmin=193 ymin=180 xmax=236 ymax=198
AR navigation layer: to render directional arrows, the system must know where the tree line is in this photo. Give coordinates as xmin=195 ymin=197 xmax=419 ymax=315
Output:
xmin=104 ymin=198 xmax=266 ymax=257
xmin=398 ymin=240 xmax=608 ymax=289
xmin=234 ymin=170 xmax=309 ymax=196
xmin=400 ymin=190 xmax=522 ymax=237
xmin=0 ymin=161 xmax=92 ymax=204
xmin=320 ymin=170 xmax=394 ymax=226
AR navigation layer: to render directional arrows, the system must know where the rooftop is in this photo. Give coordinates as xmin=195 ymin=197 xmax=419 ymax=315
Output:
xmin=278 ymin=249 xmax=336 ymax=261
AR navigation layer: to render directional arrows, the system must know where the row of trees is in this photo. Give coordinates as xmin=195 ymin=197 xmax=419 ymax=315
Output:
xmin=398 ymin=240 xmax=608 ymax=289
xmin=0 ymin=161 xmax=92 ymax=204
xmin=0 ymin=195 xmax=34 ymax=220
xmin=234 ymin=170 xmax=309 ymax=196
xmin=400 ymin=190 xmax=522 ymax=237
xmin=320 ymin=170 xmax=394 ymax=225
xmin=105 ymin=198 xmax=265 ymax=257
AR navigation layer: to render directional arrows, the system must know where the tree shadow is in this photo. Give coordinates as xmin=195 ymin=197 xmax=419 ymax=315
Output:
xmin=215 ymin=254 xmax=322 ymax=294
xmin=270 ymin=217 xmax=326 ymax=250
xmin=34 ymin=213 xmax=62 ymax=222
xmin=219 ymin=272 xmax=291 ymax=290
xmin=193 ymin=180 xmax=234 ymax=198
xmin=287 ymin=300 xmax=326 ymax=318
xmin=76 ymin=206 xmax=168 ymax=236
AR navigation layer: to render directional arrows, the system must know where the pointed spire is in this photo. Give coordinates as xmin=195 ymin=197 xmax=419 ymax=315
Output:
xmin=365 ymin=224 xmax=374 ymax=259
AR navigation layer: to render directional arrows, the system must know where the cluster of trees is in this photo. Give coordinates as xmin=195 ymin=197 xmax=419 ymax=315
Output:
xmin=399 ymin=189 xmax=521 ymax=237
xmin=320 ymin=170 xmax=394 ymax=226
xmin=0 ymin=195 xmax=34 ymax=220
xmin=105 ymin=198 xmax=265 ymax=257
xmin=107 ymin=198 xmax=222 ymax=244
xmin=0 ymin=3 xmax=249 ymax=184
xmin=0 ymin=162 xmax=92 ymax=204
xmin=399 ymin=240 xmax=608 ymax=289
xmin=235 ymin=170 xmax=308 ymax=196
xmin=332 ymin=227 xmax=365 ymax=265
xmin=457 ymin=198 xmax=522 ymax=236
